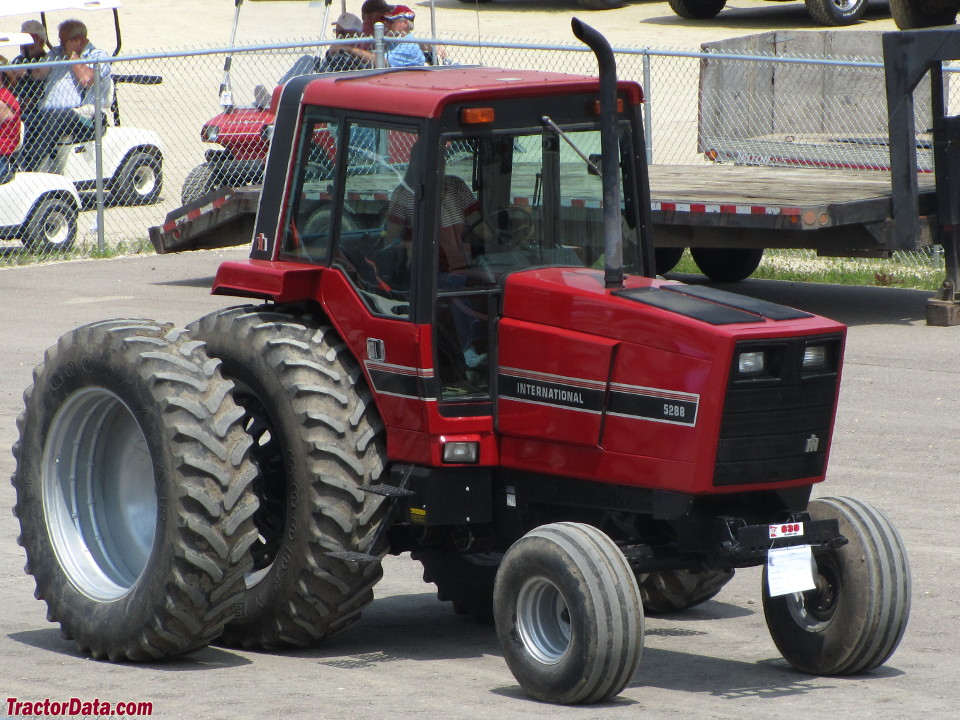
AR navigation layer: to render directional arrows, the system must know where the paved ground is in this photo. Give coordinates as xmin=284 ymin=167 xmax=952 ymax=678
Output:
xmin=0 ymin=249 xmax=958 ymax=719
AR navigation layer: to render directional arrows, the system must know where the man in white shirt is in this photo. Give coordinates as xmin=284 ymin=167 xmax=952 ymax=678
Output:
xmin=20 ymin=19 xmax=111 ymax=171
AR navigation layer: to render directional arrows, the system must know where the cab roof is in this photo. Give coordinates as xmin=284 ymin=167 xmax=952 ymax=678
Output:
xmin=298 ymin=65 xmax=644 ymax=119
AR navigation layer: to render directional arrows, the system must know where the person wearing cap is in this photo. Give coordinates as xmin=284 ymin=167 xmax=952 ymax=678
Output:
xmin=360 ymin=0 xmax=391 ymax=36
xmin=341 ymin=4 xmax=425 ymax=68
xmin=19 ymin=19 xmax=112 ymax=171
xmin=4 ymin=21 xmax=49 ymax=114
xmin=319 ymin=13 xmax=371 ymax=73
xmin=0 ymin=56 xmax=23 ymax=181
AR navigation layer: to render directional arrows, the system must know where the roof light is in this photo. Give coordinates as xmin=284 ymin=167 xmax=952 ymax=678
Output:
xmin=589 ymin=98 xmax=624 ymax=115
xmin=460 ymin=107 xmax=495 ymax=125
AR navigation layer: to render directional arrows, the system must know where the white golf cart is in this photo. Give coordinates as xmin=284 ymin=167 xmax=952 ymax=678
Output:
xmin=0 ymin=29 xmax=79 ymax=252
xmin=6 ymin=0 xmax=164 ymax=208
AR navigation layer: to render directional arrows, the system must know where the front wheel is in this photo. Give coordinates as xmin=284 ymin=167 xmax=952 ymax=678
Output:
xmin=12 ymin=320 xmax=259 ymax=660
xmin=691 ymin=247 xmax=764 ymax=282
xmin=669 ymin=0 xmax=727 ymax=19
xmin=493 ymin=523 xmax=644 ymax=705
xmin=22 ymin=196 xmax=77 ymax=253
xmin=804 ymin=0 xmax=868 ymax=25
xmin=763 ymin=496 xmax=911 ymax=675
xmin=113 ymin=150 xmax=163 ymax=206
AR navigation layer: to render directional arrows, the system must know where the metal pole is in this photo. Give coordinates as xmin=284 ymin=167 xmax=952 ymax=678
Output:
xmin=93 ymin=63 xmax=105 ymax=253
xmin=642 ymin=51 xmax=652 ymax=165
xmin=374 ymin=22 xmax=385 ymax=69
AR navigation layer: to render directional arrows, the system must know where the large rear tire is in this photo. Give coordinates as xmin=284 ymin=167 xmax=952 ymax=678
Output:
xmin=188 ymin=305 xmax=387 ymax=649
xmin=639 ymin=568 xmax=735 ymax=614
xmin=763 ymin=496 xmax=911 ymax=675
xmin=493 ymin=523 xmax=644 ymax=705
xmin=691 ymin=247 xmax=764 ymax=282
xmin=890 ymin=0 xmax=958 ymax=27
xmin=12 ymin=320 xmax=259 ymax=660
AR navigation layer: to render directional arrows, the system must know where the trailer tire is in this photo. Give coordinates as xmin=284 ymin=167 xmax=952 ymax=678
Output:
xmin=889 ymin=0 xmax=957 ymax=27
xmin=22 ymin=196 xmax=77 ymax=253
xmin=12 ymin=320 xmax=259 ymax=661
xmin=669 ymin=0 xmax=727 ymax=19
xmin=113 ymin=149 xmax=163 ymax=206
xmin=691 ymin=247 xmax=764 ymax=282
xmin=494 ymin=523 xmax=644 ymax=704
xmin=188 ymin=305 xmax=387 ymax=649
xmin=638 ymin=568 xmax=735 ymax=614
xmin=414 ymin=550 xmax=501 ymax=622
xmin=181 ymin=163 xmax=217 ymax=205
xmin=763 ymin=496 xmax=911 ymax=675
xmin=654 ymin=246 xmax=684 ymax=275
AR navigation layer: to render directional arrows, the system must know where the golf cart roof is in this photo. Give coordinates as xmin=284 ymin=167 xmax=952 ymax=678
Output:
xmin=0 ymin=1 xmax=122 ymax=17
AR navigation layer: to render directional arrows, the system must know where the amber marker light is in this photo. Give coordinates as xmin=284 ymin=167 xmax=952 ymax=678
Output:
xmin=460 ymin=107 xmax=495 ymax=124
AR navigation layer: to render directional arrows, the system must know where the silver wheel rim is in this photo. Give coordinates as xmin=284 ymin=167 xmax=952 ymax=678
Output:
xmin=132 ymin=164 xmax=157 ymax=196
xmin=832 ymin=0 xmax=859 ymax=12
xmin=42 ymin=388 xmax=158 ymax=601
xmin=43 ymin=209 xmax=71 ymax=247
xmin=515 ymin=576 xmax=571 ymax=664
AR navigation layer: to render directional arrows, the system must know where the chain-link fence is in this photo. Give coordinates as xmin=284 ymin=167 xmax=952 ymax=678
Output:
xmin=0 ymin=32 xmax=949 ymax=275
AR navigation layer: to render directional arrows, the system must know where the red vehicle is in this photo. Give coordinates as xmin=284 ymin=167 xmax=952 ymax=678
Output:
xmin=13 ymin=22 xmax=910 ymax=705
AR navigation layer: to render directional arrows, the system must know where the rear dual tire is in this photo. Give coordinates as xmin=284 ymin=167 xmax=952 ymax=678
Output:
xmin=12 ymin=320 xmax=259 ymax=660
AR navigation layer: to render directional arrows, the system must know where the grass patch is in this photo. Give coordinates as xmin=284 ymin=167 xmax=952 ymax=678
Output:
xmin=671 ymin=249 xmax=945 ymax=291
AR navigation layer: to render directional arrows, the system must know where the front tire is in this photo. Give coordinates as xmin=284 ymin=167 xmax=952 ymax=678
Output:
xmin=12 ymin=320 xmax=259 ymax=661
xmin=494 ymin=523 xmax=644 ymax=705
xmin=691 ymin=247 xmax=764 ymax=282
xmin=763 ymin=496 xmax=911 ymax=675
xmin=113 ymin=149 xmax=163 ymax=206
xmin=181 ymin=163 xmax=217 ymax=205
xmin=22 ymin=196 xmax=77 ymax=253
xmin=188 ymin=305 xmax=388 ymax=649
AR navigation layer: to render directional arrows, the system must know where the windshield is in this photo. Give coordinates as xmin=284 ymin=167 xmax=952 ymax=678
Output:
xmin=438 ymin=124 xmax=642 ymax=285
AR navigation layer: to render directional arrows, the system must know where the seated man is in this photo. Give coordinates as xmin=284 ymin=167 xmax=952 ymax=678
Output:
xmin=20 ymin=19 xmax=111 ymax=171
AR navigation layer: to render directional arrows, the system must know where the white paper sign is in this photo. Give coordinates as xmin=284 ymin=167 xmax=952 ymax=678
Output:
xmin=766 ymin=545 xmax=816 ymax=597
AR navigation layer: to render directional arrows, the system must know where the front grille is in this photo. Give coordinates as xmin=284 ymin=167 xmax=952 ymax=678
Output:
xmin=714 ymin=336 xmax=841 ymax=487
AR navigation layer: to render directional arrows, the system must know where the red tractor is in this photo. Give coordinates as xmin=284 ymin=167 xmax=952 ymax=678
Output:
xmin=12 ymin=21 xmax=910 ymax=704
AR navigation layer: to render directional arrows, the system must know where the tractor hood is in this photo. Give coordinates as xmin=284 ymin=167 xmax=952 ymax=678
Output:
xmin=495 ymin=267 xmax=845 ymax=495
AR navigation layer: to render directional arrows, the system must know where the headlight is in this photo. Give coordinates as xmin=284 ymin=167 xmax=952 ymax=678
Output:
xmin=201 ymin=125 xmax=220 ymax=143
xmin=737 ymin=350 xmax=766 ymax=376
xmin=802 ymin=344 xmax=829 ymax=372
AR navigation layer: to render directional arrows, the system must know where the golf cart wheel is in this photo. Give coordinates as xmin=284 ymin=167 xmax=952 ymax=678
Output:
xmin=639 ymin=568 xmax=735 ymax=614
xmin=187 ymin=305 xmax=388 ymax=649
xmin=493 ymin=523 xmax=644 ymax=704
xmin=23 ymin=196 xmax=77 ymax=253
xmin=763 ymin=496 xmax=911 ymax=675
xmin=805 ymin=0 xmax=868 ymax=25
xmin=114 ymin=149 xmax=163 ymax=206
xmin=12 ymin=320 xmax=259 ymax=661
xmin=889 ymin=0 xmax=958 ymax=27
xmin=181 ymin=163 xmax=217 ymax=205
xmin=690 ymin=247 xmax=764 ymax=282
xmin=669 ymin=0 xmax=727 ymax=19
xmin=577 ymin=0 xmax=625 ymax=9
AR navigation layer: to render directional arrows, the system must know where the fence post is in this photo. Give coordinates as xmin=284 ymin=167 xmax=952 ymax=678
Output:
xmin=374 ymin=23 xmax=385 ymax=69
xmin=642 ymin=51 xmax=652 ymax=165
xmin=93 ymin=60 xmax=105 ymax=254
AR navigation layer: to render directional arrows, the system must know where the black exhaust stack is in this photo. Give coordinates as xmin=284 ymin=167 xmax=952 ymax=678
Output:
xmin=572 ymin=18 xmax=624 ymax=289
